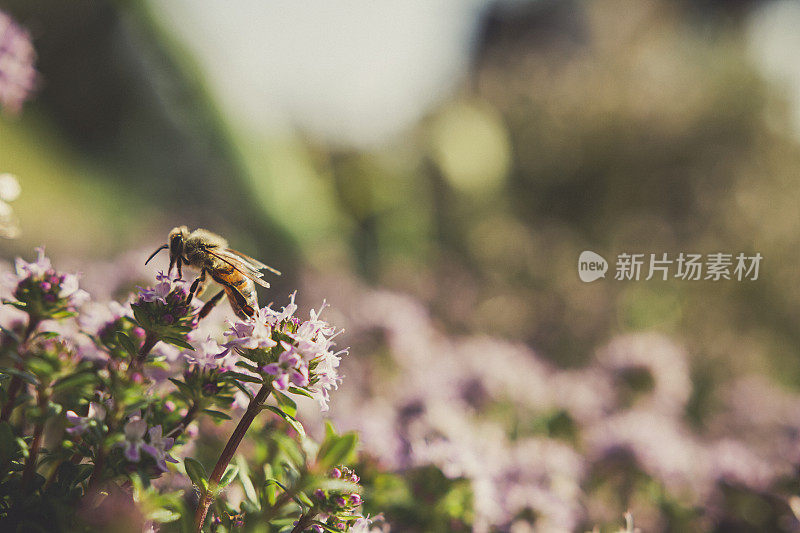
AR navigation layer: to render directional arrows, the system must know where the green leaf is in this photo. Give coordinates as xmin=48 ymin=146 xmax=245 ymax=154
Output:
xmin=264 ymin=478 xmax=290 ymax=493
xmin=316 ymin=433 xmax=358 ymax=472
xmin=271 ymin=433 xmax=305 ymax=468
xmin=274 ymin=391 xmax=297 ymax=418
xmin=168 ymin=378 xmax=194 ymax=399
xmin=314 ymin=521 xmax=348 ymax=533
xmin=230 ymin=380 xmax=254 ymax=400
xmin=116 ymin=332 xmax=139 ymax=356
xmin=50 ymin=311 xmax=77 ymax=319
xmin=163 ymin=337 xmax=194 ymax=351
xmin=201 ymin=409 xmax=231 ymax=421
xmin=0 ymin=367 xmax=38 ymax=385
xmin=295 ymin=490 xmax=314 ymax=509
xmin=184 ymin=458 xmax=208 ymax=491
xmin=224 ymin=371 xmax=263 ymax=384
xmin=147 ymin=508 xmax=181 ymax=523
xmin=52 ymin=371 xmax=97 ymax=392
xmin=218 ymin=465 xmax=239 ymax=489
xmin=130 ymin=307 xmax=147 ymax=328
xmin=0 ymin=421 xmax=17 ymax=464
xmin=236 ymin=455 xmax=259 ymax=506
xmin=270 ymin=518 xmax=297 ymax=528
xmin=288 ymin=386 xmax=314 ymax=399
xmin=74 ymin=464 xmax=94 ymax=484
xmin=263 ymin=406 xmax=306 ymax=438
xmin=235 ymin=361 xmax=260 ymax=373
xmin=324 ymin=420 xmax=337 ymax=440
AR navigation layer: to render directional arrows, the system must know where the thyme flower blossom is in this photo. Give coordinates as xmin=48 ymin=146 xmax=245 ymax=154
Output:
xmin=0 ymin=11 xmax=37 ymax=113
xmin=8 ymin=247 xmax=89 ymax=318
xmin=183 ymin=336 xmax=224 ymax=370
xmin=310 ymin=466 xmax=365 ymax=529
xmin=137 ymin=272 xmax=186 ymax=305
xmin=119 ymin=412 xmax=177 ymax=472
xmin=261 ymin=342 xmax=309 ymax=390
xmin=350 ymin=517 xmax=374 ymax=533
xmin=221 ymin=309 xmax=277 ymax=353
xmin=141 ymin=425 xmax=179 ymax=472
xmin=132 ymin=271 xmax=197 ymax=338
xmin=65 ymin=402 xmax=106 ymax=435
xmin=221 ymin=292 xmax=346 ymax=411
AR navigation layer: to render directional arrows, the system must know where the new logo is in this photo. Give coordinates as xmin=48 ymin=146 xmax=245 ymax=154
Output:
xmin=578 ymin=250 xmax=608 ymax=282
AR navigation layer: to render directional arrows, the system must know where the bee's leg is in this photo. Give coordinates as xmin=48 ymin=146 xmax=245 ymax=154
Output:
xmin=198 ymin=290 xmax=226 ymax=319
xmin=188 ymin=269 xmax=207 ymax=301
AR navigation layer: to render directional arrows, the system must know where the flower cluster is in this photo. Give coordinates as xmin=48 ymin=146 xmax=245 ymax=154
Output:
xmin=308 ymin=467 xmax=364 ymax=532
xmin=0 ymin=11 xmax=37 ymax=113
xmin=262 ymin=342 xmax=309 ymax=390
xmin=298 ymin=275 xmax=800 ymax=532
xmin=6 ymin=247 xmax=88 ymax=319
xmin=0 ymin=247 xmax=370 ymax=533
xmin=222 ymin=292 xmax=345 ymax=410
xmin=84 ymin=301 xmax=137 ymax=345
xmin=119 ymin=411 xmax=178 ymax=473
xmin=131 ymin=271 xmax=196 ymax=339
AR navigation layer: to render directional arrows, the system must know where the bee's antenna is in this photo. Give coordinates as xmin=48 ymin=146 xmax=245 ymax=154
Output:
xmin=145 ymin=244 xmax=168 ymax=265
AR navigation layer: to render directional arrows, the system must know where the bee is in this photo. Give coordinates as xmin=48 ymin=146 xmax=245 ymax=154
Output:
xmin=145 ymin=226 xmax=280 ymax=319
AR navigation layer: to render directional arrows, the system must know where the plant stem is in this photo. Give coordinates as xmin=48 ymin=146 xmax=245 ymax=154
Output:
xmin=0 ymin=317 xmax=40 ymax=422
xmin=193 ymin=383 xmax=272 ymax=532
xmin=21 ymin=386 xmax=48 ymax=490
xmin=166 ymin=401 xmax=199 ymax=439
xmin=290 ymin=508 xmax=318 ymax=533
xmin=88 ymin=334 xmax=159 ymax=490
xmin=128 ymin=332 xmax=159 ymax=375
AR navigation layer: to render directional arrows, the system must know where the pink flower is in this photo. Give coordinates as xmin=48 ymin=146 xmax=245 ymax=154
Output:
xmin=140 ymin=425 xmax=178 ymax=472
xmin=15 ymin=247 xmax=51 ymax=279
xmin=121 ymin=413 xmax=148 ymax=462
xmin=183 ymin=336 xmax=224 ymax=370
xmin=10 ymin=247 xmax=90 ymax=312
xmin=350 ymin=517 xmax=373 ymax=533
xmin=65 ymin=402 xmax=106 ymax=435
xmin=0 ymin=11 xmax=37 ymax=113
xmin=222 ymin=292 xmax=346 ymax=410
xmin=137 ymin=272 xmax=174 ymax=304
xmin=119 ymin=412 xmax=177 ymax=472
xmin=221 ymin=309 xmax=277 ymax=354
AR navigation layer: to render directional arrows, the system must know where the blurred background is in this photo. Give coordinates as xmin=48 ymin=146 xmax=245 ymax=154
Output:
xmin=3 ymin=0 xmax=800 ymax=531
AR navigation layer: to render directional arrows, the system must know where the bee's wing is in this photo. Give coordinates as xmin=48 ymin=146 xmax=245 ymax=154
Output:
xmin=226 ymin=248 xmax=281 ymax=276
xmin=205 ymin=248 xmax=272 ymax=289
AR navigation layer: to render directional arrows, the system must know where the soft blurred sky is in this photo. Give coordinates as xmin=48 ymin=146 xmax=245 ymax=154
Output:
xmin=748 ymin=0 xmax=800 ymax=137
xmin=150 ymin=0 xmax=486 ymax=148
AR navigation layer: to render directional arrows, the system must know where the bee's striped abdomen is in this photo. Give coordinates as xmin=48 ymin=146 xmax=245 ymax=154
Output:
xmin=209 ymin=269 xmax=258 ymax=319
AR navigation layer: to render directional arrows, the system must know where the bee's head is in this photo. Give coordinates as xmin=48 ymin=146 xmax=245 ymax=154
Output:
xmin=145 ymin=226 xmax=189 ymax=279
xmin=167 ymin=226 xmax=189 ymax=278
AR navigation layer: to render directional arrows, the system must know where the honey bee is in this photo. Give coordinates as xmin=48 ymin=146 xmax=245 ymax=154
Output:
xmin=145 ymin=226 xmax=280 ymax=319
